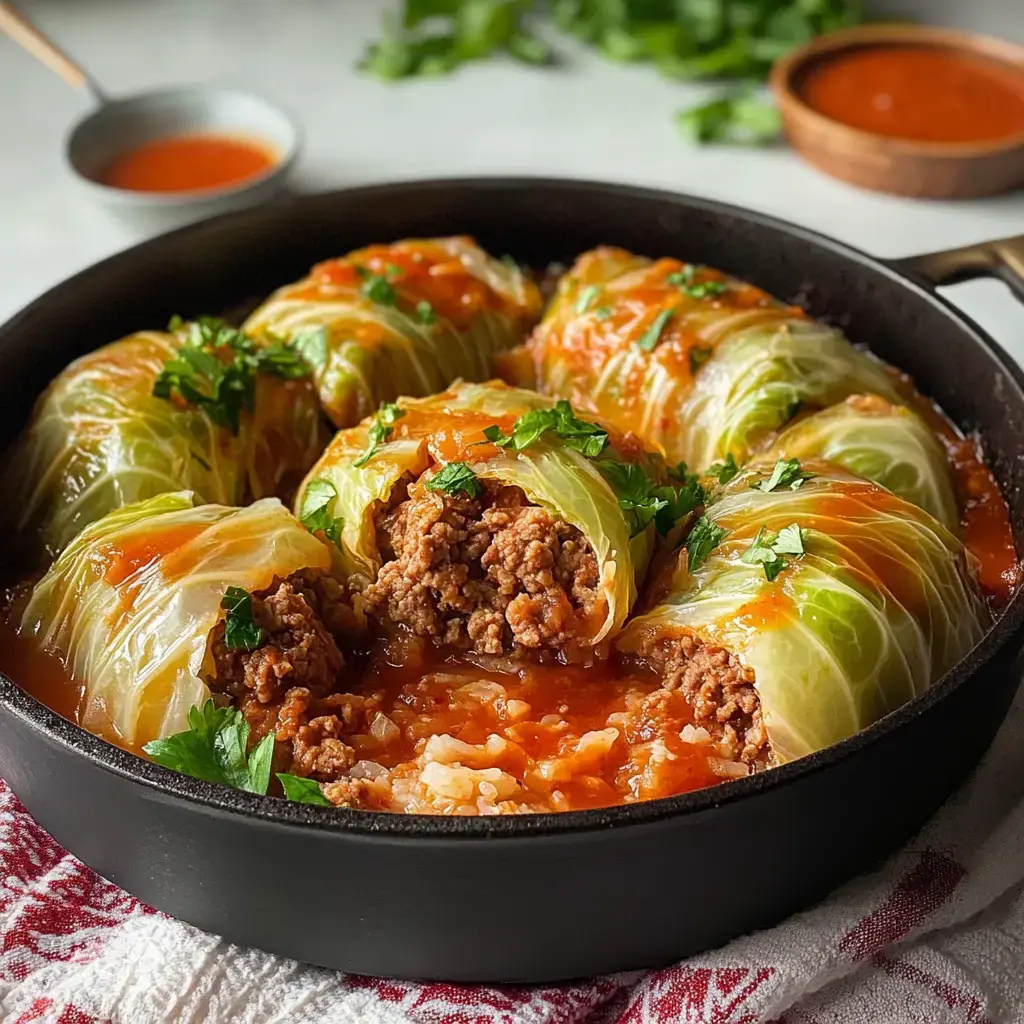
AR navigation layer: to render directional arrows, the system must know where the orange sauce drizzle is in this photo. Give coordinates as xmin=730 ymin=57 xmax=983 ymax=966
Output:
xmin=299 ymin=237 xmax=536 ymax=330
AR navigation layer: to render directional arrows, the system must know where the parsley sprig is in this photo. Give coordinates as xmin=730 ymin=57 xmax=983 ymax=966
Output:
xmin=143 ymin=700 xmax=275 ymax=794
xmin=685 ymin=515 xmax=728 ymax=572
xmin=667 ymin=265 xmax=729 ymax=300
xmin=741 ymin=523 xmax=805 ymax=581
xmin=299 ymin=479 xmax=344 ymax=547
xmin=754 ymin=458 xmax=816 ymax=493
xmin=221 ymin=587 xmax=264 ymax=652
xmin=354 ymin=401 xmax=406 ymax=467
xmin=597 ymin=459 xmax=705 ymax=538
xmin=142 ymin=699 xmax=333 ymax=806
xmin=277 ymin=774 xmax=332 ymax=805
xmin=707 ymin=452 xmax=740 ymax=485
xmin=153 ymin=316 xmax=310 ymax=434
xmin=426 ymin=461 xmax=485 ymax=498
xmin=482 ymin=400 xmax=608 ymax=458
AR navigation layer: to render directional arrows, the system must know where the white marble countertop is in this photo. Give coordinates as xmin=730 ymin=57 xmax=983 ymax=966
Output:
xmin=2 ymin=0 xmax=1023 ymax=357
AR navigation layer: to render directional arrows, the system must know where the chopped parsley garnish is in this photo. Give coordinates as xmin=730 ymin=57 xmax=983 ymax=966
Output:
xmin=384 ymin=263 xmax=404 ymax=279
xmin=597 ymin=460 xmax=668 ymax=537
xmin=293 ymin=326 xmax=329 ymax=370
xmin=754 ymin=458 xmax=816 ymax=493
xmin=221 ymin=586 xmax=264 ymax=652
xmin=741 ymin=523 xmax=805 ymax=581
xmin=635 ymin=308 xmax=673 ymax=352
xmin=707 ymin=452 xmax=740 ymax=485
xmin=684 ymin=281 xmax=728 ymax=299
xmin=426 ymin=461 xmax=484 ymax=499
xmin=482 ymin=400 xmax=608 ymax=458
xmin=415 ymin=299 xmax=437 ymax=325
xmin=685 ymin=516 xmax=728 ymax=572
xmin=594 ymin=306 xmax=613 ymax=321
xmin=362 ymin=274 xmax=398 ymax=306
xmin=668 ymin=266 xmax=728 ymax=300
xmin=299 ymin=478 xmax=344 ymax=547
xmin=353 ymin=401 xmax=406 ymax=467
xmin=154 ymin=316 xmax=311 ymax=434
xmin=142 ymin=699 xmax=274 ymax=794
xmin=277 ymin=773 xmax=332 ymax=806
xmin=666 ymin=266 xmax=696 ymax=287
xmin=500 ymin=254 xmax=520 ymax=271
xmin=574 ymin=284 xmax=601 ymax=315
xmin=597 ymin=459 xmax=705 ymax=539
xmin=689 ymin=346 xmax=712 ymax=374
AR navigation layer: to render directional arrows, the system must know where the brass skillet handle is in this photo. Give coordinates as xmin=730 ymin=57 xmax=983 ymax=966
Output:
xmin=892 ymin=235 xmax=1024 ymax=305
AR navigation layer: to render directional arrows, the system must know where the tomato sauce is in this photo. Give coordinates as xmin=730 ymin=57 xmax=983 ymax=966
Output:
xmin=304 ymin=238 xmax=540 ymax=331
xmin=99 ymin=133 xmax=277 ymax=193
xmin=894 ymin=379 xmax=1021 ymax=603
xmin=0 ymin=608 xmax=726 ymax=811
xmin=799 ymin=46 xmax=1024 ymax=144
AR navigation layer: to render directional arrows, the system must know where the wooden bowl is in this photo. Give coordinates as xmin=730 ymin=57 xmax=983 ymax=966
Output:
xmin=770 ymin=25 xmax=1024 ymax=199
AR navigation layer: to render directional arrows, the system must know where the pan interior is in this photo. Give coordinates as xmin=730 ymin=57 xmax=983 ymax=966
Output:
xmin=1 ymin=178 xmax=1022 ymax=836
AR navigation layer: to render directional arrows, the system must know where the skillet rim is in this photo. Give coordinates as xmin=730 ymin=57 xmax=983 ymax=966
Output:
xmin=1 ymin=175 xmax=1022 ymax=840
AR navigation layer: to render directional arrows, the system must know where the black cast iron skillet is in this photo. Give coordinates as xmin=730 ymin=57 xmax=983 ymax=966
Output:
xmin=0 ymin=179 xmax=1023 ymax=983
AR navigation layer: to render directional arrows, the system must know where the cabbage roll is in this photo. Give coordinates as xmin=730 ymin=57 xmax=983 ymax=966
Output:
xmin=244 ymin=237 xmax=543 ymax=428
xmin=20 ymin=492 xmax=338 ymax=747
xmin=762 ymin=395 xmax=958 ymax=530
xmin=618 ymin=460 xmax=988 ymax=765
xmin=5 ymin=321 xmax=326 ymax=558
xmin=295 ymin=380 xmax=699 ymax=654
xmin=513 ymin=247 xmax=901 ymax=469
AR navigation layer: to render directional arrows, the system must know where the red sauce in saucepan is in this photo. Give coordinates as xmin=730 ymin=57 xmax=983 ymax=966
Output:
xmin=799 ymin=45 xmax=1024 ymax=144
xmin=99 ymin=133 xmax=278 ymax=193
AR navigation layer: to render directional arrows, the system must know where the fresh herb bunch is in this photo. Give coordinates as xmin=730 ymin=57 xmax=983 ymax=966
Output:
xmin=360 ymin=0 xmax=862 ymax=144
xmin=154 ymin=316 xmax=310 ymax=434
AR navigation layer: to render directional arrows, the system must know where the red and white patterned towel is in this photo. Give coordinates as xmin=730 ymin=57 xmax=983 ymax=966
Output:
xmin=4 ymin=689 xmax=1024 ymax=1024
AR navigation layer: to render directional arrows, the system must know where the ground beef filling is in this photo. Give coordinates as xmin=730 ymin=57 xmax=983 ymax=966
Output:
xmin=362 ymin=482 xmax=601 ymax=655
xmin=637 ymin=632 xmax=767 ymax=765
xmin=207 ymin=569 xmax=372 ymax=783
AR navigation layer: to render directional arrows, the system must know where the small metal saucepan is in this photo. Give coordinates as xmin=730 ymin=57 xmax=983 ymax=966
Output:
xmin=0 ymin=1 xmax=300 ymax=228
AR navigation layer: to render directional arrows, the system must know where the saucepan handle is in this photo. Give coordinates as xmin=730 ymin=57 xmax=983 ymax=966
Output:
xmin=891 ymin=234 xmax=1024 ymax=305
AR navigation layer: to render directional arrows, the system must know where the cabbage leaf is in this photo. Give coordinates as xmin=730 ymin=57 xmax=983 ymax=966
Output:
xmin=619 ymin=462 xmax=988 ymax=762
xmin=761 ymin=395 xmax=958 ymax=530
xmin=20 ymin=492 xmax=332 ymax=747
xmin=3 ymin=328 xmax=326 ymax=559
xmin=519 ymin=247 xmax=901 ymax=470
xmin=245 ymin=237 xmax=542 ymax=428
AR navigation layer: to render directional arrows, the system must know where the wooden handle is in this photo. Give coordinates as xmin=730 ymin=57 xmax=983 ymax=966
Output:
xmin=0 ymin=1 xmax=97 ymax=96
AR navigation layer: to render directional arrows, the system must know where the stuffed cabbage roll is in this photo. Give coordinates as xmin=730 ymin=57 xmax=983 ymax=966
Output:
xmin=294 ymin=380 xmax=699 ymax=655
xmin=5 ymin=320 xmax=326 ymax=559
xmin=19 ymin=491 xmax=347 ymax=747
xmin=511 ymin=247 xmax=901 ymax=469
xmin=762 ymin=395 xmax=958 ymax=530
xmin=244 ymin=237 xmax=543 ymax=428
xmin=618 ymin=460 xmax=988 ymax=765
